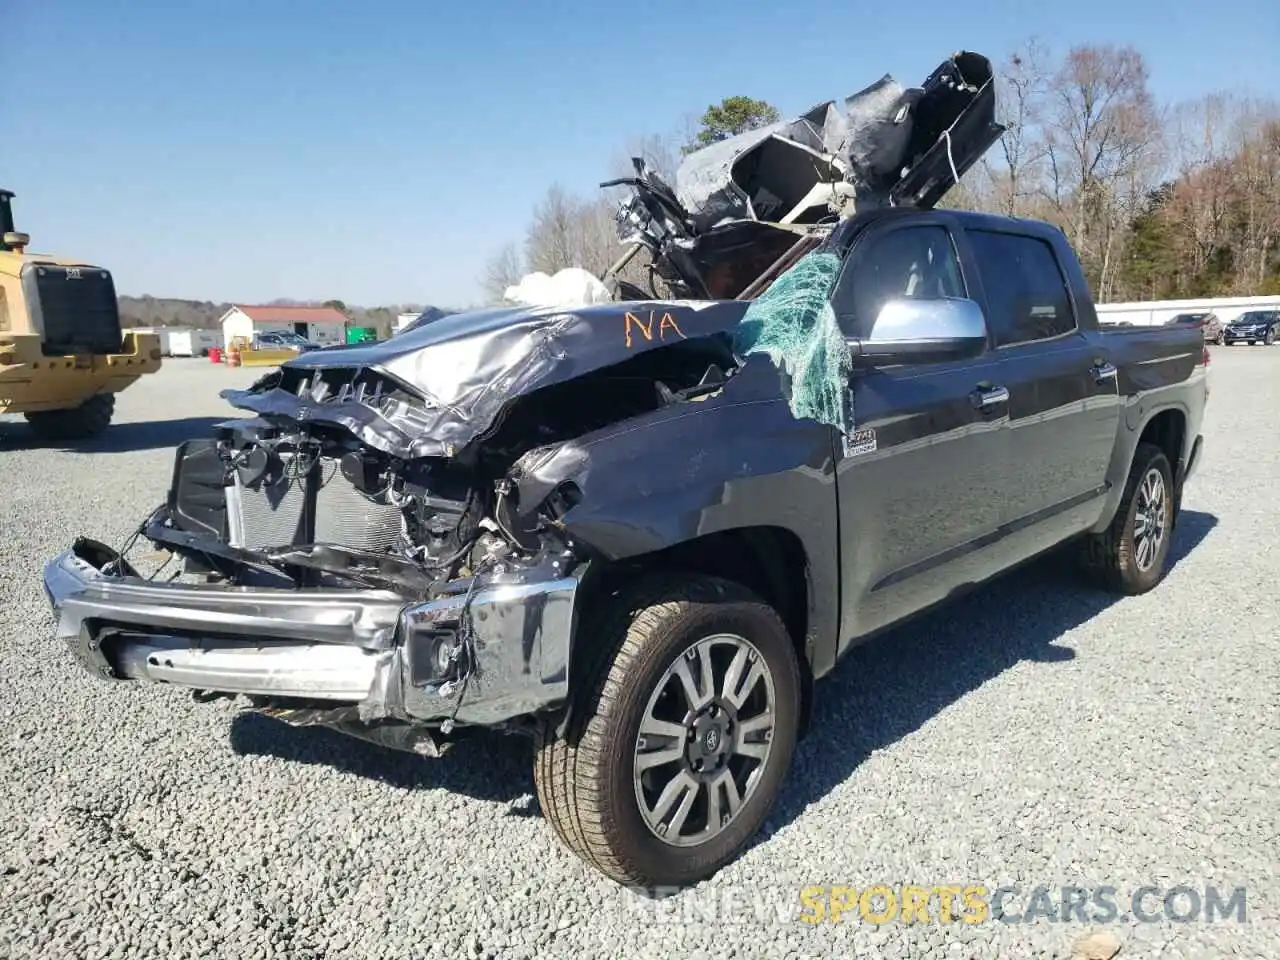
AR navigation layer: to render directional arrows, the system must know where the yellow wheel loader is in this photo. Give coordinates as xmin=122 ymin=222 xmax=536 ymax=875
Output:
xmin=0 ymin=188 xmax=161 ymax=440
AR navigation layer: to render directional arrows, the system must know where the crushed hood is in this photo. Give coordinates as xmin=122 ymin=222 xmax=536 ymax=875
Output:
xmin=221 ymin=299 xmax=749 ymax=460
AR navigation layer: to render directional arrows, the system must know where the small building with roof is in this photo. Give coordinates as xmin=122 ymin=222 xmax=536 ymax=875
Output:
xmin=218 ymin=304 xmax=348 ymax=348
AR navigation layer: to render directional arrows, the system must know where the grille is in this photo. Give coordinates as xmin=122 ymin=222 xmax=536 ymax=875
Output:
xmin=225 ymin=454 xmax=402 ymax=552
xmin=26 ymin=263 xmax=123 ymax=355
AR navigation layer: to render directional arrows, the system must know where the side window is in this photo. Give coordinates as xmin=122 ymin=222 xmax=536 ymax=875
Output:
xmin=968 ymin=229 xmax=1077 ymax=346
xmin=831 ymin=225 xmax=966 ymax=338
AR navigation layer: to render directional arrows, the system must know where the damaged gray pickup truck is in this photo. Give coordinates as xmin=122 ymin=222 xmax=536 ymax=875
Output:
xmin=43 ymin=52 xmax=1209 ymax=888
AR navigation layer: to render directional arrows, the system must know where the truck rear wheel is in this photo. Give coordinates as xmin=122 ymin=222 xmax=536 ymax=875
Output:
xmin=24 ymin=393 xmax=115 ymax=441
xmin=534 ymin=575 xmax=801 ymax=887
xmin=1081 ymin=442 xmax=1175 ymax=595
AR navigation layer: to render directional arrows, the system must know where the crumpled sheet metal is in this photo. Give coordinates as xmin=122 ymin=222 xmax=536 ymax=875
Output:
xmin=675 ymin=76 xmax=915 ymax=230
xmin=674 ymin=52 xmax=1010 ymax=231
xmin=225 ymin=299 xmax=749 ymax=460
xmin=674 ymin=119 xmax=809 ymax=230
xmin=251 ymin=701 xmax=448 ymax=757
xmin=360 ymin=646 xmax=408 ymax=723
xmin=732 ymin=248 xmax=852 ymax=434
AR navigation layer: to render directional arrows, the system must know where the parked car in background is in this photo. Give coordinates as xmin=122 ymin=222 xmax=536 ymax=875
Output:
xmin=1222 ymin=310 xmax=1280 ymax=345
xmin=255 ymin=331 xmax=321 ymax=353
xmin=1168 ymin=311 xmax=1224 ymax=344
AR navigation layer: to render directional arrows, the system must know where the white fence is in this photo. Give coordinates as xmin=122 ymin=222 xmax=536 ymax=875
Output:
xmin=1095 ymin=295 xmax=1280 ymax=327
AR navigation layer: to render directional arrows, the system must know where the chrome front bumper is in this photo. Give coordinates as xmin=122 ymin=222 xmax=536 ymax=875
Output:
xmin=43 ymin=541 xmax=582 ymax=727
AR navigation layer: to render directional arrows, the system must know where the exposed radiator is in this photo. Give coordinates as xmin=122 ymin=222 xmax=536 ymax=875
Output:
xmin=226 ymin=463 xmax=309 ymax=550
xmin=314 ymin=458 xmax=402 ymax=551
xmin=226 ymin=454 xmax=402 ymax=552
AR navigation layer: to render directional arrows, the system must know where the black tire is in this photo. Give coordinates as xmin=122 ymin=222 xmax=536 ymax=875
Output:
xmin=1266 ymin=330 xmax=1275 ymax=346
xmin=1081 ymin=442 xmax=1176 ymax=595
xmin=1248 ymin=340 xmax=1256 ymax=345
xmin=23 ymin=393 xmax=115 ymax=441
xmin=534 ymin=574 xmax=802 ymax=888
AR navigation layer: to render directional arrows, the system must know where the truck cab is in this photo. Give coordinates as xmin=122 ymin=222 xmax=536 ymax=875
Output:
xmin=815 ymin=207 xmax=1206 ymax=643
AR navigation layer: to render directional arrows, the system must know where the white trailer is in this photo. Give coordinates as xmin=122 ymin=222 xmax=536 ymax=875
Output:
xmin=167 ymin=329 xmax=223 ymax=357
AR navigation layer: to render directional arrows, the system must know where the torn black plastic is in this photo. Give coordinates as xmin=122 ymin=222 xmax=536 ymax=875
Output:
xmin=249 ymin=700 xmax=450 ymax=757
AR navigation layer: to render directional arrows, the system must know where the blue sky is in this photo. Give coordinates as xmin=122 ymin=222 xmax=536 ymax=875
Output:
xmin=4 ymin=0 xmax=1277 ymax=308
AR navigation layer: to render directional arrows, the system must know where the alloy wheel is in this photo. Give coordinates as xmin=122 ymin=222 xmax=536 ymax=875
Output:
xmin=633 ymin=633 xmax=776 ymax=848
xmin=1133 ymin=467 xmax=1168 ymax=572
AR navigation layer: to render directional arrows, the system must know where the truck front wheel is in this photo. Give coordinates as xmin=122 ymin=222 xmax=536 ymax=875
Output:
xmin=1082 ymin=442 xmax=1175 ymax=595
xmin=24 ymin=394 xmax=115 ymax=441
xmin=534 ymin=575 xmax=801 ymax=887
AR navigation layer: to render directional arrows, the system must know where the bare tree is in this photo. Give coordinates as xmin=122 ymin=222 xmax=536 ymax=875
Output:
xmin=612 ymin=131 xmax=683 ymax=183
xmin=481 ymin=242 xmax=525 ymax=303
xmin=1232 ymin=103 xmax=1280 ymax=291
xmin=1163 ymin=93 xmax=1240 ymax=278
xmin=497 ymin=183 xmax=653 ymax=295
xmin=574 ymin=196 xmax=627 ymax=280
xmin=937 ymin=165 xmax=996 ymax=212
xmin=524 ymin=185 xmax=582 ymax=276
xmin=983 ymin=38 xmax=1051 ymax=216
xmin=1043 ymin=43 xmax=1160 ymax=292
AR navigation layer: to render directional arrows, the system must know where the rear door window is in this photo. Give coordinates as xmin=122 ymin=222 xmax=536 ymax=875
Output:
xmin=968 ymin=229 xmax=1078 ymax=347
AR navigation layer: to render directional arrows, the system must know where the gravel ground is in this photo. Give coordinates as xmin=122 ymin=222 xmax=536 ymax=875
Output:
xmin=1 ymin=350 xmax=1276 ymax=960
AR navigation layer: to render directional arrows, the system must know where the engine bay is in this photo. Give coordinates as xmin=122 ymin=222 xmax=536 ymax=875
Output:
xmin=155 ymin=332 xmax=743 ymax=597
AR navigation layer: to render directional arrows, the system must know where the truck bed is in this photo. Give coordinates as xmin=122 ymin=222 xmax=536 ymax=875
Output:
xmin=1098 ymin=320 xmax=1208 ymax=397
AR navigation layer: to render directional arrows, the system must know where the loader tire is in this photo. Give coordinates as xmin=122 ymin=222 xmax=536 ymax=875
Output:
xmin=24 ymin=394 xmax=115 ymax=441
xmin=534 ymin=574 xmax=801 ymax=888
xmin=1081 ymin=442 xmax=1175 ymax=595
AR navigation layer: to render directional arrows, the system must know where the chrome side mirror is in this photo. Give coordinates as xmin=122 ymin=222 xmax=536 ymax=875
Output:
xmin=852 ymin=296 xmax=990 ymax=366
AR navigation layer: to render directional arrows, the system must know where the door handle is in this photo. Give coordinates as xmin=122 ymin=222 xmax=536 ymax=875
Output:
xmin=1091 ymin=361 xmax=1118 ymax=383
xmin=970 ymin=385 xmax=1010 ymax=410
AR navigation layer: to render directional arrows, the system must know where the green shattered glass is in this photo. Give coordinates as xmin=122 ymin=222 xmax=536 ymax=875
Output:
xmin=732 ymin=250 xmax=853 ymax=434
